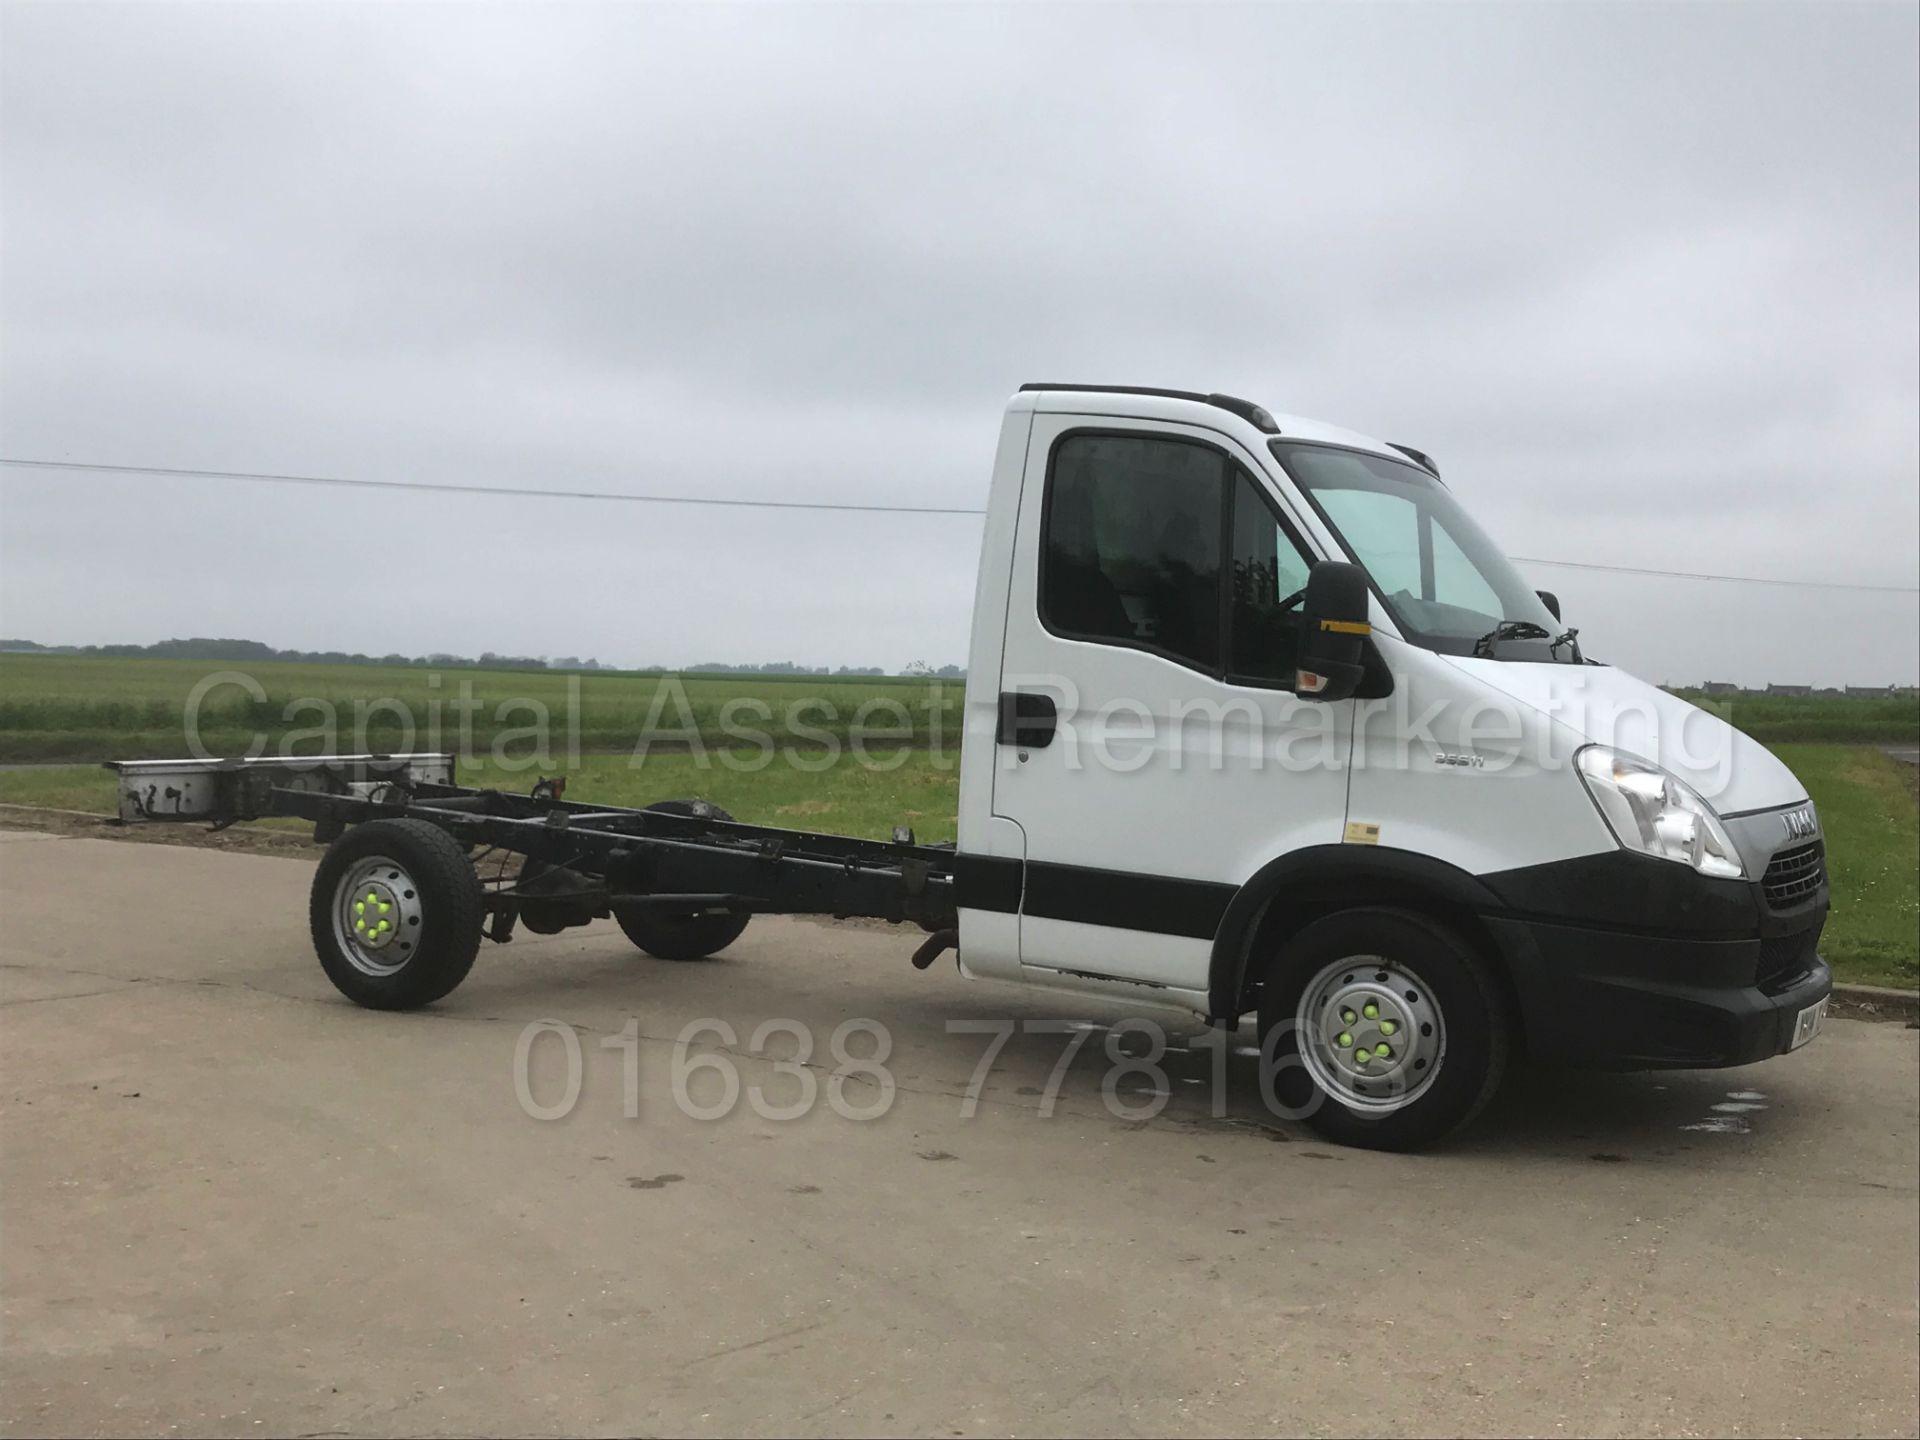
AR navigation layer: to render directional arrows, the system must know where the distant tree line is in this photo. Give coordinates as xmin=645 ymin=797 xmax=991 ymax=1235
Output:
xmin=0 ymin=638 xmax=964 ymax=678
xmin=0 ymin=637 xmax=580 ymax=670
xmin=1685 ymin=680 xmax=1917 ymax=699
xmin=680 ymin=660 xmax=965 ymax=678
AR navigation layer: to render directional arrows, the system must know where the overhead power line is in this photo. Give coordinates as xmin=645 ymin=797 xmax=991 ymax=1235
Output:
xmin=1508 ymin=554 xmax=1918 ymax=594
xmin=4 ymin=455 xmax=1916 ymax=595
xmin=0 ymin=455 xmax=986 ymax=517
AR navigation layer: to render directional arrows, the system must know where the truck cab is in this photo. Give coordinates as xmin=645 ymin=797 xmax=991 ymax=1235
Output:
xmin=952 ymin=384 xmax=1832 ymax=1149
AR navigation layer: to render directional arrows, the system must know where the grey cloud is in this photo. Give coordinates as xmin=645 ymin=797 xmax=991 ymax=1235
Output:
xmin=2 ymin=1 xmax=1914 ymax=683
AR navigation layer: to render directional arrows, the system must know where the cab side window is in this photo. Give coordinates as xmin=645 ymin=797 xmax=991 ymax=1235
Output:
xmin=1041 ymin=434 xmax=1319 ymax=687
xmin=1041 ymin=434 xmax=1224 ymax=672
xmin=1228 ymin=469 xmax=1317 ymax=685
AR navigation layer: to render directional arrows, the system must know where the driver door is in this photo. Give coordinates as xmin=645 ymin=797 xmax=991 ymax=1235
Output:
xmin=990 ymin=415 xmax=1355 ymax=995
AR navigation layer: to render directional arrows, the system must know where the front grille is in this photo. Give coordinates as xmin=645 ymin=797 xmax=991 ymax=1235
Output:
xmin=1756 ymin=927 xmax=1820 ymax=993
xmin=1762 ymin=840 xmax=1825 ymax=910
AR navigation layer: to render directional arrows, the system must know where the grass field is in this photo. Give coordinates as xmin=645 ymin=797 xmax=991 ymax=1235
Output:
xmin=0 ymin=654 xmax=963 ymax=763
xmin=1667 ymin=689 xmax=1920 ymax=745
xmin=1768 ymin=744 xmax=1919 ymax=989
xmin=2 ymin=654 xmax=1914 ymax=763
xmin=4 ymin=740 xmax=1912 ymax=989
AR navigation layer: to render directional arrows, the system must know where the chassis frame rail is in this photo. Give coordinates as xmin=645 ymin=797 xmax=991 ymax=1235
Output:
xmin=106 ymin=754 xmax=957 ymax=932
xmin=283 ymin=783 xmax=957 ymax=931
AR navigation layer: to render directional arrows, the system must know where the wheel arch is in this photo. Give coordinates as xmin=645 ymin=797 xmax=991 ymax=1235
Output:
xmin=1207 ymin=846 xmax=1520 ymax=1023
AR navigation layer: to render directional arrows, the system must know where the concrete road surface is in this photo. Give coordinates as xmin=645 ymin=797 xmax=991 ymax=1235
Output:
xmin=3 ymin=829 xmax=1916 ymax=1438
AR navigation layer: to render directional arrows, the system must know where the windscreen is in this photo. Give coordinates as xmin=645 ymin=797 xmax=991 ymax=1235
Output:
xmin=1270 ymin=441 xmax=1573 ymax=662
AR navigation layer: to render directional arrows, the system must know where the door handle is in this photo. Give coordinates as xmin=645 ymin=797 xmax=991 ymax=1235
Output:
xmin=996 ymin=690 xmax=1057 ymax=749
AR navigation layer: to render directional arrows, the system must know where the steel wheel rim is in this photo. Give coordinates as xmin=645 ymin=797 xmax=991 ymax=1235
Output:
xmin=1296 ymin=955 xmax=1446 ymax=1114
xmin=332 ymin=854 xmax=425 ymax=977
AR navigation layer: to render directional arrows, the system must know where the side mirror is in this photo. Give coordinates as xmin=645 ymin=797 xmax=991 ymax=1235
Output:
xmin=1295 ymin=560 xmax=1371 ymax=702
xmin=1536 ymin=590 xmax=1561 ymax=621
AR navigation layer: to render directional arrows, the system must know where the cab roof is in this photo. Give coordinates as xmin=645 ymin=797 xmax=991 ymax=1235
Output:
xmin=1015 ymin=382 xmax=1435 ymax=475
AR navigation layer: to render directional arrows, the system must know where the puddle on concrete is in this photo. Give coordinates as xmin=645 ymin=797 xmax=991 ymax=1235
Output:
xmin=1681 ymin=1089 xmax=1769 ymax=1135
xmin=1681 ymin=1115 xmax=1752 ymax=1134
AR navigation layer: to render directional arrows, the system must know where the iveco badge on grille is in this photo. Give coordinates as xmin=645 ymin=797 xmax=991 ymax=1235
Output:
xmin=1781 ymin=807 xmax=1817 ymax=841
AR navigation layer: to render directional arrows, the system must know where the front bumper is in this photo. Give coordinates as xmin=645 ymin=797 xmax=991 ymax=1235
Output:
xmin=1484 ymin=914 xmax=1833 ymax=1071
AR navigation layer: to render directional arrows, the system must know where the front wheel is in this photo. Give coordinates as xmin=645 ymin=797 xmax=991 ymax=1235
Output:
xmin=1257 ymin=907 xmax=1509 ymax=1151
xmin=309 ymin=818 xmax=485 ymax=1009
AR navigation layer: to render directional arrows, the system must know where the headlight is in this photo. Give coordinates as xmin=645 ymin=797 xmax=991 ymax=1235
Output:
xmin=1575 ymin=745 xmax=1745 ymax=880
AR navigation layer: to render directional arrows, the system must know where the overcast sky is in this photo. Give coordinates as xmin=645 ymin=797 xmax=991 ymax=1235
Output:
xmin=3 ymin=0 xmax=1916 ymax=685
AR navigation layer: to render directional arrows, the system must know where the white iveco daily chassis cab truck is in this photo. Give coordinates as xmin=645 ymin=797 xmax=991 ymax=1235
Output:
xmin=110 ymin=383 xmax=1834 ymax=1150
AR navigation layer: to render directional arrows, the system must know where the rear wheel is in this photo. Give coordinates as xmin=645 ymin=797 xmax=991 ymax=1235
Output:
xmin=612 ymin=800 xmax=752 ymax=961
xmin=1257 ymin=907 xmax=1508 ymax=1151
xmin=310 ymin=818 xmax=485 ymax=1009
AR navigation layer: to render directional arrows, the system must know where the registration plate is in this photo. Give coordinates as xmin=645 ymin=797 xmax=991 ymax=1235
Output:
xmin=1790 ymin=997 xmax=1828 ymax=1050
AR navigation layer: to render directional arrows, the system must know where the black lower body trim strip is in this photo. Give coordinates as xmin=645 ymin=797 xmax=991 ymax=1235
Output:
xmin=1024 ymin=862 xmax=1234 ymax=940
xmin=954 ymin=853 xmax=1022 ymax=913
xmin=960 ymin=849 xmax=1786 ymax=949
xmin=956 ymin=853 xmax=1233 ymax=940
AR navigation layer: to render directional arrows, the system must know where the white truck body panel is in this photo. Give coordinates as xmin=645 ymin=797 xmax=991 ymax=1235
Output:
xmin=953 ymin=384 xmax=1817 ymax=1022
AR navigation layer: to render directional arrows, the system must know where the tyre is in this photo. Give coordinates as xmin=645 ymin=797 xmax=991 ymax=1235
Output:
xmin=309 ymin=818 xmax=485 ymax=1009
xmin=1256 ymin=907 xmax=1509 ymax=1151
xmin=612 ymin=800 xmax=752 ymax=961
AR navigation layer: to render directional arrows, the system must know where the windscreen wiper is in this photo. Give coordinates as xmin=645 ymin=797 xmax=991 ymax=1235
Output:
xmin=1471 ymin=619 xmax=1550 ymax=657
xmin=1549 ymin=626 xmax=1582 ymax=661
